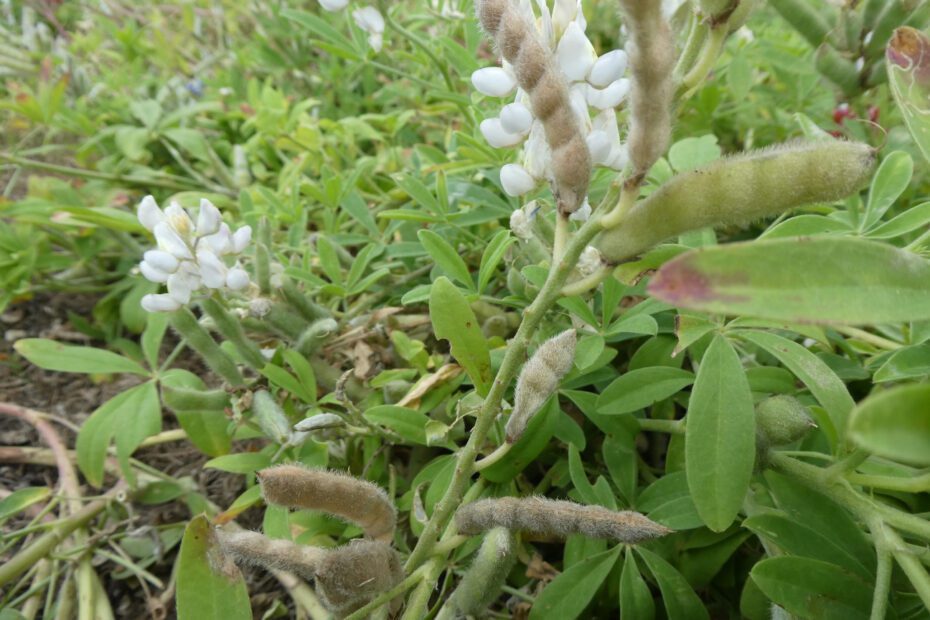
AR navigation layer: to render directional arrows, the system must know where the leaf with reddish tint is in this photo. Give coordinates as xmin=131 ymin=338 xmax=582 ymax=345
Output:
xmin=888 ymin=27 xmax=930 ymax=164
xmin=648 ymin=237 xmax=930 ymax=325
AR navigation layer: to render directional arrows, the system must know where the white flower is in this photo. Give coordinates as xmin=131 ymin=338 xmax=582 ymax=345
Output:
xmin=569 ymin=198 xmax=591 ymax=222
xmin=588 ymin=50 xmax=628 ymax=88
xmin=577 ymin=245 xmax=601 ymax=274
xmin=500 ymin=102 xmax=533 ymax=134
xmin=353 ymin=7 xmax=385 ymax=52
xmin=585 ymin=79 xmax=630 ymax=110
xmin=586 ymin=130 xmax=612 ymax=165
xmin=556 ymin=22 xmax=596 ymax=81
xmin=551 ymin=0 xmax=577 ymax=38
xmin=510 ymin=205 xmax=535 ymax=240
xmin=480 ymin=118 xmax=526 ymax=148
xmin=136 ymin=195 xmax=252 ymax=312
xmin=320 ymin=0 xmax=349 ymax=11
xmin=501 ymin=163 xmax=538 ymax=196
xmin=471 ymin=67 xmax=517 ymax=98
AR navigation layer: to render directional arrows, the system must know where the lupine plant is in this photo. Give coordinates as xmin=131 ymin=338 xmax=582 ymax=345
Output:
xmin=6 ymin=0 xmax=930 ymax=619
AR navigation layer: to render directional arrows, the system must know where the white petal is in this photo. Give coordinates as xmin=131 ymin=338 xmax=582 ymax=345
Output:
xmin=569 ymin=85 xmax=591 ymax=131
xmin=510 ymin=209 xmax=533 ymax=240
xmin=551 ymin=0 xmax=577 ymax=36
xmin=500 ymin=164 xmax=538 ymax=196
xmin=588 ymin=50 xmax=628 ymax=88
xmin=143 ymin=250 xmax=179 ymax=274
xmin=368 ymin=32 xmax=383 ymax=52
xmin=569 ymin=198 xmax=592 ymax=222
xmin=576 ymin=245 xmax=601 ymax=273
xmin=226 ymin=267 xmax=250 ymax=290
xmin=319 ymin=0 xmax=349 ymax=11
xmin=196 ymin=199 xmax=222 ymax=236
xmin=586 ymin=130 xmax=611 ymax=165
xmin=231 ymin=226 xmax=252 ymax=254
xmin=480 ymin=118 xmax=525 ymax=148
xmin=471 ymin=67 xmax=517 ymax=98
xmin=202 ymin=223 xmax=233 ymax=255
xmin=605 ymin=143 xmax=629 ymax=171
xmin=167 ymin=272 xmax=195 ymax=304
xmin=556 ymin=22 xmax=595 ymax=82
xmin=141 ymin=294 xmax=181 ymax=313
xmin=139 ymin=260 xmax=170 ymax=283
xmin=585 ymin=78 xmax=630 ymax=110
xmin=500 ymin=102 xmax=533 ymax=134
xmin=137 ymin=195 xmax=165 ymax=232
xmin=164 ymin=202 xmax=194 ymax=238
xmin=197 ymin=250 xmax=228 ymax=289
xmin=154 ymin=222 xmax=193 ymax=259
xmin=522 ymin=121 xmax=550 ymax=179
xmin=353 ymin=7 xmax=384 ymax=33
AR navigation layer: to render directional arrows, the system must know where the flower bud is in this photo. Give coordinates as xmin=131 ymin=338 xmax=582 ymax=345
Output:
xmin=226 ymin=267 xmax=250 ymax=290
xmin=585 ymin=79 xmax=630 ymax=110
xmin=257 ymin=465 xmax=396 ymax=542
xmin=480 ymin=117 xmax=526 ymax=148
xmin=143 ymin=250 xmax=179 ymax=274
xmin=756 ymin=395 xmax=816 ymax=446
xmin=455 ymin=496 xmax=671 ymax=543
xmin=500 ymin=102 xmax=533 ymax=134
xmin=137 ymin=195 xmax=165 ymax=232
xmin=506 ymin=329 xmax=576 ymax=443
xmin=231 ymin=225 xmax=252 ymax=254
xmin=500 ymin=163 xmax=538 ymax=196
xmin=588 ymin=49 xmax=628 ymax=88
xmin=319 ymin=0 xmax=349 ymax=11
xmin=196 ymin=199 xmax=222 ymax=236
xmin=471 ymin=67 xmax=517 ymax=97
xmin=141 ymin=293 xmax=181 ymax=313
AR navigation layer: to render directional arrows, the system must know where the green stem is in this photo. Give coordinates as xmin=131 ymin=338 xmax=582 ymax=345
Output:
xmin=846 ymin=472 xmax=930 ymax=494
xmin=824 ymin=448 xmax=869 ymax=480
xmin=343 ymin=565 xmax=428 ymax=620
xmin=681 ymin=25 xmax=728 ymax=94
xmin=881 ymin=522 xmax=930 ymax=609
xmin=474 ymin=443 xmax=513 ymax=472
xmin=404 ymin=203 xmax=608 ymax=572
xmin=836 ymin=327 xmax=902 ymax=351
xmin=868 ymin=526 xmax=893 ymax=620
xmin=561 ymin=264 xmax=612 ymax=297
xmin=637 ymin=417 xmax=685 ymax=435
xmin=401 ymin=559 xmax=443 ymax=620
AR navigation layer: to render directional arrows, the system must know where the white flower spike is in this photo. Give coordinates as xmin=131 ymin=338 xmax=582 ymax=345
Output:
xmin=500 ymin=163 xmax=538 ymax=196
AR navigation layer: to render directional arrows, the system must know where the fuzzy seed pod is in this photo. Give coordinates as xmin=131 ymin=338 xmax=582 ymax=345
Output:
xmin=506 ymin=329 xmax=576 ymax=443
xmin=595 ymin=140 xmax=877 ymax=263
xmin=476 ymin=0 xmax=591 ymax=213
xmin=315 ymin=540 xmax=404 ymax=617
xmin=769 ymin=0 xmax=832 ymax=47
xmin=618 ymin=0 xmax=674 ymax=178
xmin=161 ymin=383 xmax=230 ymax=412
xmin=455 ymin=497 xmax=671 ymax=543
xmin=200 ymin=297 xmax=267 ymax=369
xmin=756 ymin=395 xmax=816 ymax=447
xmin=171 ymin=307 xmax=244 ymax=386
xmin=446 ymin=527 xmax=516 ymax=617
xmin=252 ymin=390 xmax=292 ymax=445
xmin=215 ymin=529 xmax=326 ymax=581
xmin=296 ymin=318 xmax=339 ymax=356
xmin=258 ymin=465 xmax=396 ymax=542
xmin=256 ymin=302 xmax=309 ymax=341
xmin=281 ymin=280 xmax=331 ymax=323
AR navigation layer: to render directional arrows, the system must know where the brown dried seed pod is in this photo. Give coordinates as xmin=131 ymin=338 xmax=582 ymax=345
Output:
xmin=455 ymin=496 xmax=672 ymax=543
xmin=258 ymin=465 xmax=396 ymax=542
xmin=215 ymin=530 xmax=326 ymax=581
xmin=506 ymin=330 xmax=576 ymax=443
xmin=315 ymin=540 xmax=404 ymax=617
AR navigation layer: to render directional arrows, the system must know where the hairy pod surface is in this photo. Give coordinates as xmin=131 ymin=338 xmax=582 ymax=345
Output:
xmin=455 ymin=496 xmax=671 ymax=542
xmin=595 ymin=140 xmax=877 ymax=262
xmin=756 ymin=395 xmax=816 ymax=446
xmin=506 ymin=329 xmax=576 ymax=443
xmin=257 ymin=464 xmax=396 ymax=542
xmin=475 ymin=0 xmax=591 ymax=213
xmin=448 ymin=527 xmax=516 ymax=616
xmin=215 ymin=530 xmax=326 ymax=581
xmin=314 ymin=540 xmax=404 ymax=617
xmin=619 ymin=0 xmax=674 ymax=177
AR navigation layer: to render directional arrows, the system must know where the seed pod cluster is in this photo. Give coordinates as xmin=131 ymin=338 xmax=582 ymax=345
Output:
xmin=476 ymin=0 xmax=591 ymax=214
xmin=506 ymin=329 xmax=576 ymax=443
xmin=455 ymin=496 xmax=671 ymax=543
xmin=618 ymin=0 xmax=674 ymax=179
xmin=258 ymin=464 xmax=396 ymax=542
xmin=595 ymin=140 xmax=877 ymax=263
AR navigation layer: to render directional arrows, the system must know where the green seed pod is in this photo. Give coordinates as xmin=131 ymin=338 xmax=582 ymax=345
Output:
xmin=756 ymin=395 xmax=816 ymax=446
xmin=455 ymin=496 xmax=671 ymax=543
xmin=215 ymin=529 xmax=326 ymax=581
xmin=863 ymin=0 xmax=887 ymax=30
xmin=294 ymin=412 xmax=345 ymax=432
xmin=769 ymin=0 xmax=832 ymax=47
xmin=726 ymin=0 xmax=759 ymax=32
xmin=314 ymin=540 xmax=404 ymax=617
xmin=258 ymin=464 xmax=396 ymax=542
xmin=281 ymin=280 xmax=331 ymax=322
xmin=507 ymin=329 xmax=576 ymax=443
xmin=171 ymin=307 xmax=244 ymax=386
xmin=483 ymin=314 xmax=512 ymax=339
xmin=816 ymin=44 xmax=862 ymax=95
xmin=446 ymin=527 xmax=515 ymax=617
xmin=161 ymin=383 xmax=230 ymax=412
xmin=840 ymin=8 xmax=864 ymax=54
xmin=200 ymin=298 xmax=266 ymax=370
xmin=506 ymin=267 xmax=526 ymax=296
xmin=252 ymin=390 xmax=292 ymax=445
xmin=619 ymin=0 xmax=675 ymax=177
xmin=595 ymin=140 xmax=876 ymax=263
xmin=867 ymin=0 xmax=910 ymax=59
xmin=251 ymin=300 xmax=308 ymax=341
xmin=255 ymin=243 xmax=272 ymax=295
xmin=296 ymin=318 xmax=339 ymax=356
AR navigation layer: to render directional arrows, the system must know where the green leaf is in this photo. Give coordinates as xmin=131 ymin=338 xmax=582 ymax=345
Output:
xmin=15 ymin=338 xmax=148 ymax=375
xmin=260 ymin=362 xmax=316 ymax=404
xmin=159 ymin=369 xmax=231 ymax=457
xmin=76 ymin=382 xmax=161 ymax=486
xmin=142 ymin=312 xmax=169 ymax=370
xmin=418 ymin=230 xmax=473 ymax=290
xmin=888 ymin=31 xmax=930 ymax=164
xmin=668 ymin=135 xmax=721 ymax=172
xmin=477 ymin=229 xmax=515 ymax=293
xmin=849 ymin=383 xmax=930 ymax=465
xmin=620 ymin=549 xmax=655 ymax=620
xmin=750 ymin=557 xmax=871 ymax=620
xmin=596 ymin=367 xmax=695 ymax=415
xmin=0 ymin=487 xmax=51 ymax=523
xmin=395 ymin=174 xmax=443 ymax=214
xmin=363 ymin=405 xmax=430 ymax=445
xmin=649 ymin=237 xmax=930 ymax=324
xmin=636 ymin=547 xmax=710 ymax=620
xmin=429 ymin=277 xmax=492 ymax=395
xmin=685 ymin=335 xmax=755 ymax=531
xmin=528 ymin=546 xmax=621 ymax=620
xmin=204 ymin=452 xmax=272 ymax=474
xmin=481 ymin=398 xmax=559 ymax=483
xmin=874 ymin=345 xmax=930 ymax=382
xmin=176 ymin=515 xmax=251 ymax=620
xmin=867 ymin=201 xmax=930 ymax=239
xmin=739 ymin=330 xmax=853 ymax=447
xmin=637 ymin=471 xmax=704 ymax=530
xmin=862 ymin=151 xmax=913 ymax=231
